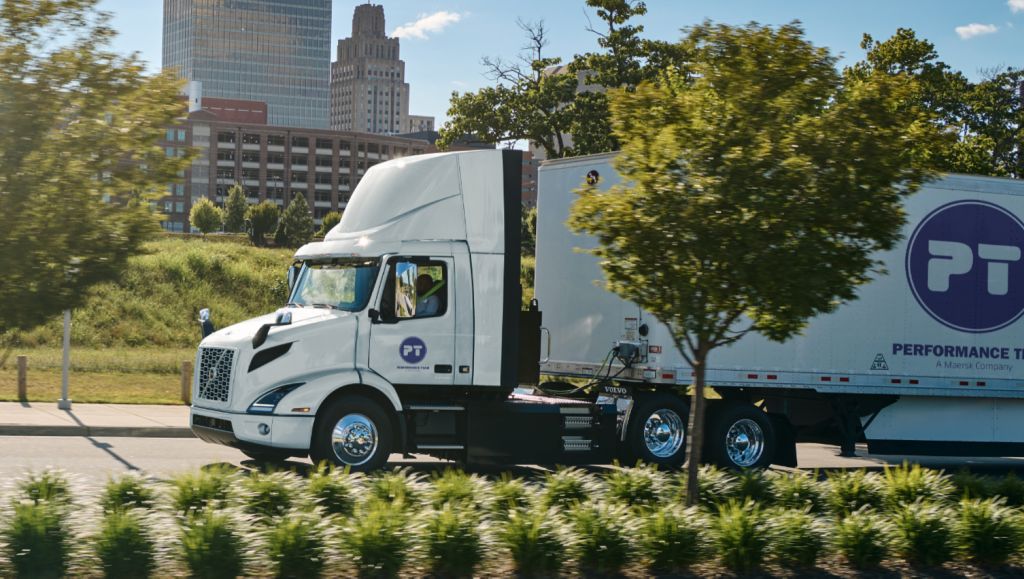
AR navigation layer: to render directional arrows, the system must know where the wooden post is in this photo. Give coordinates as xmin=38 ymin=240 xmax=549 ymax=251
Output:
xmin=16 ymin=355 xmax=27 ymax=401
xmin=181 ymin=361 xmax=193 ymax=405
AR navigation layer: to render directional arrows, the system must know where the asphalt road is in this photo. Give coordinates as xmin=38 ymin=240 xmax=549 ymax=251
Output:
xmin=3 ymin=436 xmax=1024 ymax=484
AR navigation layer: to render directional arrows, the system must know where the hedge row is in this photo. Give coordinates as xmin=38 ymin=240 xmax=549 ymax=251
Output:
xmin=3 ymin=463 xmax=1024 ymax=577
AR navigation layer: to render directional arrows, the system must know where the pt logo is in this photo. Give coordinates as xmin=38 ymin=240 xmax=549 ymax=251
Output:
xmin=906 ymin=200 xmax=1024 ymax=333
xmin=399 ymin=337 xmax=427 ymax=364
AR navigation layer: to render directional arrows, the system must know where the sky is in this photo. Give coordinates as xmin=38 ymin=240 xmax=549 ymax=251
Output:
xmin=99 ymin=0 xmax=1024 ymax=125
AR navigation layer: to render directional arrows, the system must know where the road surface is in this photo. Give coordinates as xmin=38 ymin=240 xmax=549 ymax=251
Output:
xmin=3 ymin=436 xmax=1024 ymax=484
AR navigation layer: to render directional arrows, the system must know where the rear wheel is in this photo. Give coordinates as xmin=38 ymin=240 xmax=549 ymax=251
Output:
xmin=310 ymin=394 xmax=393 ymax=472
xmin=623 ymin=392 xmax=689 ymax=469
xmin=708 ymin=402 xmax=775 ymax=469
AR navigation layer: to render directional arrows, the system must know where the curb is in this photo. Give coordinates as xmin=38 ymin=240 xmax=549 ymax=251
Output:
xmin=0 ymin=425 xmax=195 ymax=438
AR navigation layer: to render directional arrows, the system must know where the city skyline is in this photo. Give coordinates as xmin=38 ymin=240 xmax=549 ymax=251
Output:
xmin=105 ymin=0 xmax=1023 ymax=127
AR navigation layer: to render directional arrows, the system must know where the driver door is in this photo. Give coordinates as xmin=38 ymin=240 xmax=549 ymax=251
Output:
xmin=369 ymin=256 xmax=456 ymax=386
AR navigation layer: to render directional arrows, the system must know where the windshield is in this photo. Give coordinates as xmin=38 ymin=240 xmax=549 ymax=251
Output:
xmin=288 ymin=259 xmax=380 ymax=311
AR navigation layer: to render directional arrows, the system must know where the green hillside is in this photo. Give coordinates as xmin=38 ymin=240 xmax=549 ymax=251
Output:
xmin=18 ymin=235 xmax=295 ymax=349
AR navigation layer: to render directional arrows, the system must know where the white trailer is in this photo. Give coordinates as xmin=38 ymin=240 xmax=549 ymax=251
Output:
xmin=537 ymin=152 xmax=1024 ymax=466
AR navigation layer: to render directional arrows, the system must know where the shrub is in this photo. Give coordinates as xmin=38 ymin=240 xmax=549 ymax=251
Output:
xmin=240 ymin=471 xmax=297 ymax=520
xmin=100 ymin=475 xmax=156 ymax=513
xmin=992 ymin=472 xmax=1024 ymax=506
xmin=675 ymin=465 xmax=737 ymax=508
xmin=18 ymin=469 xmax=72 ymax=507
xmin=341 ymin=500 xmax=410 ymax=578
xmin=274 ymin=192 xmax=315 ymax=247
xmin=246 ymin=201 xmax=279 ymax=247
xmin=772 ymin=471 xmax=826 ymax=512
xmin=180 ymin=509 xmax=246 ymax=579
xmin=825 ymin=470 xmax=883 ymax=516
xmin=882 ymin=462 xmax=953 ymax=510
xmin=307 ymin=464 xmax=360 ymax=516
xmin=497 ymin=505 xmax=567 ymax=576
xmin=638 ymin=505 xmax=705 ymax=573
xmin=428 ymin=469 xmax=485 ymax=510
xmin=767 ymin=507 xmax=827 ymax=569
xmin=95 ymin=510 xmax=156 ymax=579
xmin=713 ymin=500 xmax=767 ymax=574
xmin=540 ymin=466 xmax=600 ymax=509
xmin=170 ymin=466 xmax=234 ymax=513
xmin=570 ymin=502 xmax=635 ymax=575
xmin=892 ymin=501 xmax=953 ymax=566
xmin=267 ymin=512 xmax=327 ymax=579
xmin=833 ymin=508 xmax=891 ymax=569
xmin=605 ymin=464 xmax=665 ymax=510
xmin=955 ymin=498 xmax=1021 ymax=566
xmin=2 ymin=502 xmax=70 ymax=579
xmin=189 ymin=197 xmax=224 ymax=236
xmin=422 ymin=504 xmax=485 ymax=578
xmin=951 ymin=469 xmax=993 ymax=500
xmin=488 ymin=473 xmax=531 ymax=515
xmin=734 ymin=469 xmax=774 ymax=504
xmin=366 ymin=468 xmax=423 ymax=509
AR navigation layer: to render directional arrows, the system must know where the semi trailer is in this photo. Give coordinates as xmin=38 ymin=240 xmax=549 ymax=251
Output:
xmin=190 ymin=148 xmax=1024 ymax=470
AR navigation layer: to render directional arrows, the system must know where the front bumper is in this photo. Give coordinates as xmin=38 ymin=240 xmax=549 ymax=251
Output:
xmin=190 ymin=406 xmax=314 ymax=451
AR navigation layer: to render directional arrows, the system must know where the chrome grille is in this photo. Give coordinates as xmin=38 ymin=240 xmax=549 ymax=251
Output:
xmin=563 ymin=416 xmax=594 ymax=430
xmin=197 ymin=347 xmax=235 ymax=403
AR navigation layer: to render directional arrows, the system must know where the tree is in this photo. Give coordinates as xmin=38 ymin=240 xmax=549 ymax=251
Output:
xmin=569 ymin=21 xmax=942 ymax=505
xmin=521 ymin=205 xmax=537 ymax=256
xmin=245 ymin=201 xmax=279 ymax=247
xmin=275 ymin=193 xmax=315 ymax=247
xmin=316 ymin=210 xmax=342 ymax=237
xmin=223 ymin=183 xmax=248 ymax=233
xmin=188 ymin=198 xmax=224 ymax=236
xmin=0 ymin=0 xmax=189 ymax=354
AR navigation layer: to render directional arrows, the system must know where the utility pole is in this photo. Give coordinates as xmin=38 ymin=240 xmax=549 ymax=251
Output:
xmin=57 ymin=309 xmax=72 ymax=410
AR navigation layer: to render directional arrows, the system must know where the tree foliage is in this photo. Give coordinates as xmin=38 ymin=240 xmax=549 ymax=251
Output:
xmin=0 ymin=0 xmax=190 ymax=340
xmin=275 ymin=193 xmax=314 ymax=248
xmin=569 ymin=21 xmax=942 ymax=504
xmin=222 ymin=183 xmax=247 ymax=233
xmin=189 ymin=198 xmax=224 ymax=236
xmin=245 ymin=201 xmax=279 ymax=247
xmin=316 ymin=210 xmax=342 ymax=237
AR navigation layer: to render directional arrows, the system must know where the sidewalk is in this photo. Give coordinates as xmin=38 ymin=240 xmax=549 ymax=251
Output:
xmin=0 ymin=402 xmax=193 ymax=437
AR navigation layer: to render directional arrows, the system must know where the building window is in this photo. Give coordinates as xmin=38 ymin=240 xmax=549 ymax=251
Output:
xmin=315 ymin=173 xmax=332 ymax=185
xmin=339 ymin=141 xmax=351 ymax=151
xmin=291 ymin=171 xmax=307 ymax=183
xmin=241 ymin=151 xmax=260 ymax=163
xmin=316 ymin=138 xmax=333 ymax=150
xmin=177 ymin=129 xmax=186 ymax=141
xmin=267 ymin=151 xmax=284 ymax=165
xmin=291 ymin=154 xmax=307 ymax=167
xmin=315 ymin=155 xmax=332 ymax=167
xmin=218 ymin=132 xmax=236 ymax=144
xmin=291 ymin=136 xmax=309 ymax=148
xmin=267 ymin=134 xmax=285 ymax=147
xmin=242 ymin=133 xmax=261 ymax=145
xmin=216 ymin=168 xmax=235 ymax=180
xmin=241 ymin=168 xmax=260 ymax=181
xmin=267 ymin=169 xmax=284 ymax=182
xmin=217 ymin=149 xmax=235 ymax=162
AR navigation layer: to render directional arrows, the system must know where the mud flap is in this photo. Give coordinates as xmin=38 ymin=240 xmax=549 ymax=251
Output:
xmin=768 ymin=413 xmax=797 ymax=467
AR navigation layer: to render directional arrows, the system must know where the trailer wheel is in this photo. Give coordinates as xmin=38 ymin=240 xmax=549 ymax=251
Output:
xmin=310 ymin=394 xmax=392 ymax=472
xmin=708 ymin=402 xmax=775 ymax=470
xmin=624 ymin=392 xmax=689 ymax=469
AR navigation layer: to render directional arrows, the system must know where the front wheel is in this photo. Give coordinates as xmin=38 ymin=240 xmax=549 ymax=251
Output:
xmin=708 ymin=402 xmax=776 ymax=469
xmin=310 ymin=394 xmax=393 ymax=472
xmin=623 ymin=392 xmax=689 ymax=469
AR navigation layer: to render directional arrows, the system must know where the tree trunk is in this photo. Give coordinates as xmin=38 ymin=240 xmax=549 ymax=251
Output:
xmin=684 ymin=350 xmax=707 ymax=506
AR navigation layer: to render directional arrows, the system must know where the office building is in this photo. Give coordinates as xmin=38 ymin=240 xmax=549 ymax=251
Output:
xmin=159 ymin=97 xmax=432 ymax=233
xmin=163 ymin=0 xmax=331 ymax=129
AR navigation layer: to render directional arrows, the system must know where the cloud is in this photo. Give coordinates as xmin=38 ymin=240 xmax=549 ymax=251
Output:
xmin=392 ymin=11 xmax=463 ymax=40
xmin=1010 ymin=0 xmax=1024 ymax=13
xmin=955 ymin=23 xmax=998 ymax=39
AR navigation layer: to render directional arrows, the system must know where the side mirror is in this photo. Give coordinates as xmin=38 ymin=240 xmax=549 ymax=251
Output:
xmin=287 ymin=263 xmax=301 ymax=292
xmin=394 ymin=262 xmax=417 ymax=319
xmin=198 ymin=308 xmax=215 ymax=338
xmin=368 ymin=308 xmax=381 ymax=324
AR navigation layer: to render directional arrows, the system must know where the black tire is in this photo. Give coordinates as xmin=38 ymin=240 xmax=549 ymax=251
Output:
xmin=310 ymin=394 xmax=393 ymax=472
xmin=708 ymin=402 xmax=776 ymax=470
xmin=240 ymin=448 xmax=294 ymax=464
xmin=623 ymin=392 xmax=690 ymax=469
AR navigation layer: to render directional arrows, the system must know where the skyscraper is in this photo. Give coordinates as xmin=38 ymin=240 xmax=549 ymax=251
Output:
xmin=330 ymin=4 xmax=413 ymax=134
xmin=163 ymin=0 xmax=331 ymax=129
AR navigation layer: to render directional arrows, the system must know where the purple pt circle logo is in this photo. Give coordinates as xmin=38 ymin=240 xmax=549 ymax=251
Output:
xmin=906 ymin=200 xmax=1024 ymax=333
xmin=399 ymin=337 xmax=427 ymax=364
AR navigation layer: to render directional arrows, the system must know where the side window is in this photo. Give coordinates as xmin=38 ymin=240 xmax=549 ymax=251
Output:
xmin=380 ymin=258 xmax=447 ymax=321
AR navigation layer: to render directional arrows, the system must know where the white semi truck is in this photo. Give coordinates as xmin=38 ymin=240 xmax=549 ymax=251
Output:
xmin=191 ymin=148 xmax=1024 ymax=470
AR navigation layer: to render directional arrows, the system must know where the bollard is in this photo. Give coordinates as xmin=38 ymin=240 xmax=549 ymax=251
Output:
xmin=17 ymin=356 xmax=27 ymax=401
xmin=181 ymin=360 xmax=193 ymax=405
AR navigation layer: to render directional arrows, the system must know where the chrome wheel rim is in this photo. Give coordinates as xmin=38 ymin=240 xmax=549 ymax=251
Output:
xmin=725 ymin=418 xmax=765 ymax=467
xmin=643 ymin=409 xmax=685 ymax=458
xmin=331 ymin=413 xmax=378 ymax=465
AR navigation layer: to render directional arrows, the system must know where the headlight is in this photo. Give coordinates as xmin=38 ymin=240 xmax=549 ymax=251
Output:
xmin=247 ymin=383 xmax=303 ymax=414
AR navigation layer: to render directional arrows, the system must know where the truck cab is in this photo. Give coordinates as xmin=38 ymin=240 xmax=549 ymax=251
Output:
xmin=190 ymin=149 xmax=691 ymax=470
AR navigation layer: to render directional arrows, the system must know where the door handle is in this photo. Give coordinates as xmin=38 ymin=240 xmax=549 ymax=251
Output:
xmin=434 ymin=364 xmax=453 ymax=374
